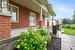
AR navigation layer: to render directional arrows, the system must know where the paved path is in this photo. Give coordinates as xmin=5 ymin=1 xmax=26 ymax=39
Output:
xmin=68 ymin=35 xmax=75 ymax=50
xmin=58 ymin=30 xmax=75 ymax=50
xmin=47 ymin=36 xmax=61 ymax=50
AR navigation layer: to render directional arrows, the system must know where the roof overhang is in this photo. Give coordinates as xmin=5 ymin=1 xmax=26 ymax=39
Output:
xmin=32 ymin=0 xmax=48 ymax=16
xmin=35 ymin=0 xmax=48 ymax=5
xmin=46 ymin=4 xmax=56 ymax=16
xmin=11 ymin=0 xmax=48 ymax=17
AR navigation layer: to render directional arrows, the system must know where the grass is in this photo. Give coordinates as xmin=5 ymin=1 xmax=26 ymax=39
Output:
xmin=63 ymin=28 xmax=75 ymax=36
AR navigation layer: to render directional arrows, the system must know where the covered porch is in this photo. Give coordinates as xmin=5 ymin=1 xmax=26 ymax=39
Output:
xmin=0 ymin=0 xmax=56 ymax=39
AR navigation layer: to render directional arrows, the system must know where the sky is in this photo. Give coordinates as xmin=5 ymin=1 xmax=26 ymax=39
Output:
xmin=48 ymin=0 xmax=75 ymax=19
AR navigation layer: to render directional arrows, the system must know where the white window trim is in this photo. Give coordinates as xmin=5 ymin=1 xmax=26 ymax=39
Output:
xmin=8 ymin=3 xmax=19 ymax=22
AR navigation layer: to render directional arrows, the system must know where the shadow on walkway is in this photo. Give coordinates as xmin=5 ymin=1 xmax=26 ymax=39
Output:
xmin=47 ymin=37 xmax=61 ymax=50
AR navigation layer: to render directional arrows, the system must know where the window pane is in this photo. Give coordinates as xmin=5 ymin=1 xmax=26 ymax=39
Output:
xmin=12 ymin=7 xmax=17 ymax=13
xmin=2 ymin=0 xmax=7 ymax=8
xmin=2 ymin=7 xmax=7 ymax=13
xmin=11 ymin=7 xmax=17 ymax=21
xmin=8 ymin=5 xmax=11 ymax=11
xmin=29 ymin=13 xmax=36 ymax=26
xmin=0 ymin=0 xmax=2 ymax=12
xmin=2 ymin=0 xmax=8 ymax=13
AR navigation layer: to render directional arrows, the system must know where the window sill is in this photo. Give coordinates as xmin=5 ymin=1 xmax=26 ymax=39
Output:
xmin=0 ymin=12 xmax=12 ymax=17
xmin=11 ymin=21 xmax=19 ymax=23
xmin=29 ymin=25 xmax=36 ymax=27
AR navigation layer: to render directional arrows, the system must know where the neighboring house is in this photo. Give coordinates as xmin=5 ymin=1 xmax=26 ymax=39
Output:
xmin=0 ymin=0 xmax=56 ymax=39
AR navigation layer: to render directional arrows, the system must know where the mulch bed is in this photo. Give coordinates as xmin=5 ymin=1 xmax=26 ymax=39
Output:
xmin=47 ymin=37 xmax=61 ymax=50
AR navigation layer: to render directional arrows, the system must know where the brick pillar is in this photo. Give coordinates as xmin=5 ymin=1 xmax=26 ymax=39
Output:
xmin=0 ymin=15 xmax=11 ymax=39
xmin=38 ymin=20 xmax=43 ymax=27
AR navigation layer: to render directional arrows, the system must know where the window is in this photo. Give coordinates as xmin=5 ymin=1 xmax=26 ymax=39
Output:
xmin=0 ymin=0 xmax=8 ymax=13
xmin=0 ymin=0 xmax=1 ymax=12
xmin=29 ymin=12 xmax=36 ymax=26
xmin=8 ymin=4 xmax=19 ymax=22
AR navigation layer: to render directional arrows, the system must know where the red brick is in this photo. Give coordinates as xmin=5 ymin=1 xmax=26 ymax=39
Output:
xmin=0 ymin=16 xmax=11 ymax=39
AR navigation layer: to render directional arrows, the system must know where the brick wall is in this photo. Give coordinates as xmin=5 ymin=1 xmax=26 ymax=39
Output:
xmin=0 ymin=16 xmax=11 ymax=39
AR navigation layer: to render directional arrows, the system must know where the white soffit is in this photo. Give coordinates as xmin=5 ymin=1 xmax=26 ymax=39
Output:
xmin=46 ymin=4 xmax=56 ymax=16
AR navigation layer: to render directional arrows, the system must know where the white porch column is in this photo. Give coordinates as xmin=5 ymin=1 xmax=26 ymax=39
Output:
xmin=40 ymin=6 xmax=43 ymax=20
xmin=38 ymin=6 xmax=43 ymax=27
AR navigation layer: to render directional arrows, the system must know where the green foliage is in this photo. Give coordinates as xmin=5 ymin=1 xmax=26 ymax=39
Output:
xmin=37 ymin=27 xmax=51 ymax=43
xmin=72 ymin=11 xmax=75 ymax=24
xmin=15 ymin=28 xmax=51 ymax=50
xmin=60 ymin=25 xmax=65 ymax=28
xmin=65 ymin=25 xmax=70 ymax=28
xmin=70 ymin=25 xmax=75 ymax=29
xmin=63 ymin=28 xmax=75 ymax=36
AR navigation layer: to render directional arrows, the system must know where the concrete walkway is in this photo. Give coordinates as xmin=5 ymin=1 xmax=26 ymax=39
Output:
xmin=58 ymin=31 xmax=75 ymax=50
xmin=68 ymin=35 xmax=75 ymax=50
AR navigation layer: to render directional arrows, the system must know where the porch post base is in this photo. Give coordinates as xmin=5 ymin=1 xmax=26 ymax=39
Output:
xmin=38 ymin=20 xmax=43 ymax=28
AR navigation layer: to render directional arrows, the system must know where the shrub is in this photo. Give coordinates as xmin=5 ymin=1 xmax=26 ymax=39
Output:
xmin=60 ymin=25 xmax=65 ymax=28
xmin=65 ymin=25 xmax=70 ymax=28
xmin=37 ymin=27 xmax=51 ymax=43
xmin=70 ymin=25 xmax=75 ymax=29
xmin=15 ymin=28 xmax=51 ymax=50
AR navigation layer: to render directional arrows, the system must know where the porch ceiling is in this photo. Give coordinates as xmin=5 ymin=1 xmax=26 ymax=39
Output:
xmin=34 ymin=0 xmax=48 ymax=5
xmin=46 ymin=4 xmax=56 ymax=16
xmin=11 ymin=0 xmax=48 ymax=17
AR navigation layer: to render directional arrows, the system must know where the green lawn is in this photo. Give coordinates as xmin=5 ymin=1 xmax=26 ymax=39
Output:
xmin=63 ymin=28 xmax=75 ymax=36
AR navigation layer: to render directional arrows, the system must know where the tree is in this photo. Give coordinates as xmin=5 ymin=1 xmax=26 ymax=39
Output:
xmin=68 ymin=18 xmax=72 ymax=24
xmin=72 ymin=10 xmax=75 ymax=24
xmin=62 ymin=18 xmax=69 ymax=24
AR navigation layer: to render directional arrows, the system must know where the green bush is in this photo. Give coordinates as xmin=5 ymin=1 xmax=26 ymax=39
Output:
xmin=15 ymin=28 xmax=51 ymax=50
xmin=37 ymin=27 xmax=51 ymax=43
xmin=70 ymin=25 xmax=75 ymax=29
xmin=65 ymin=25 xmax=70 ymax=28
xmin=60 ymin=25 xmax=65 ymax=28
